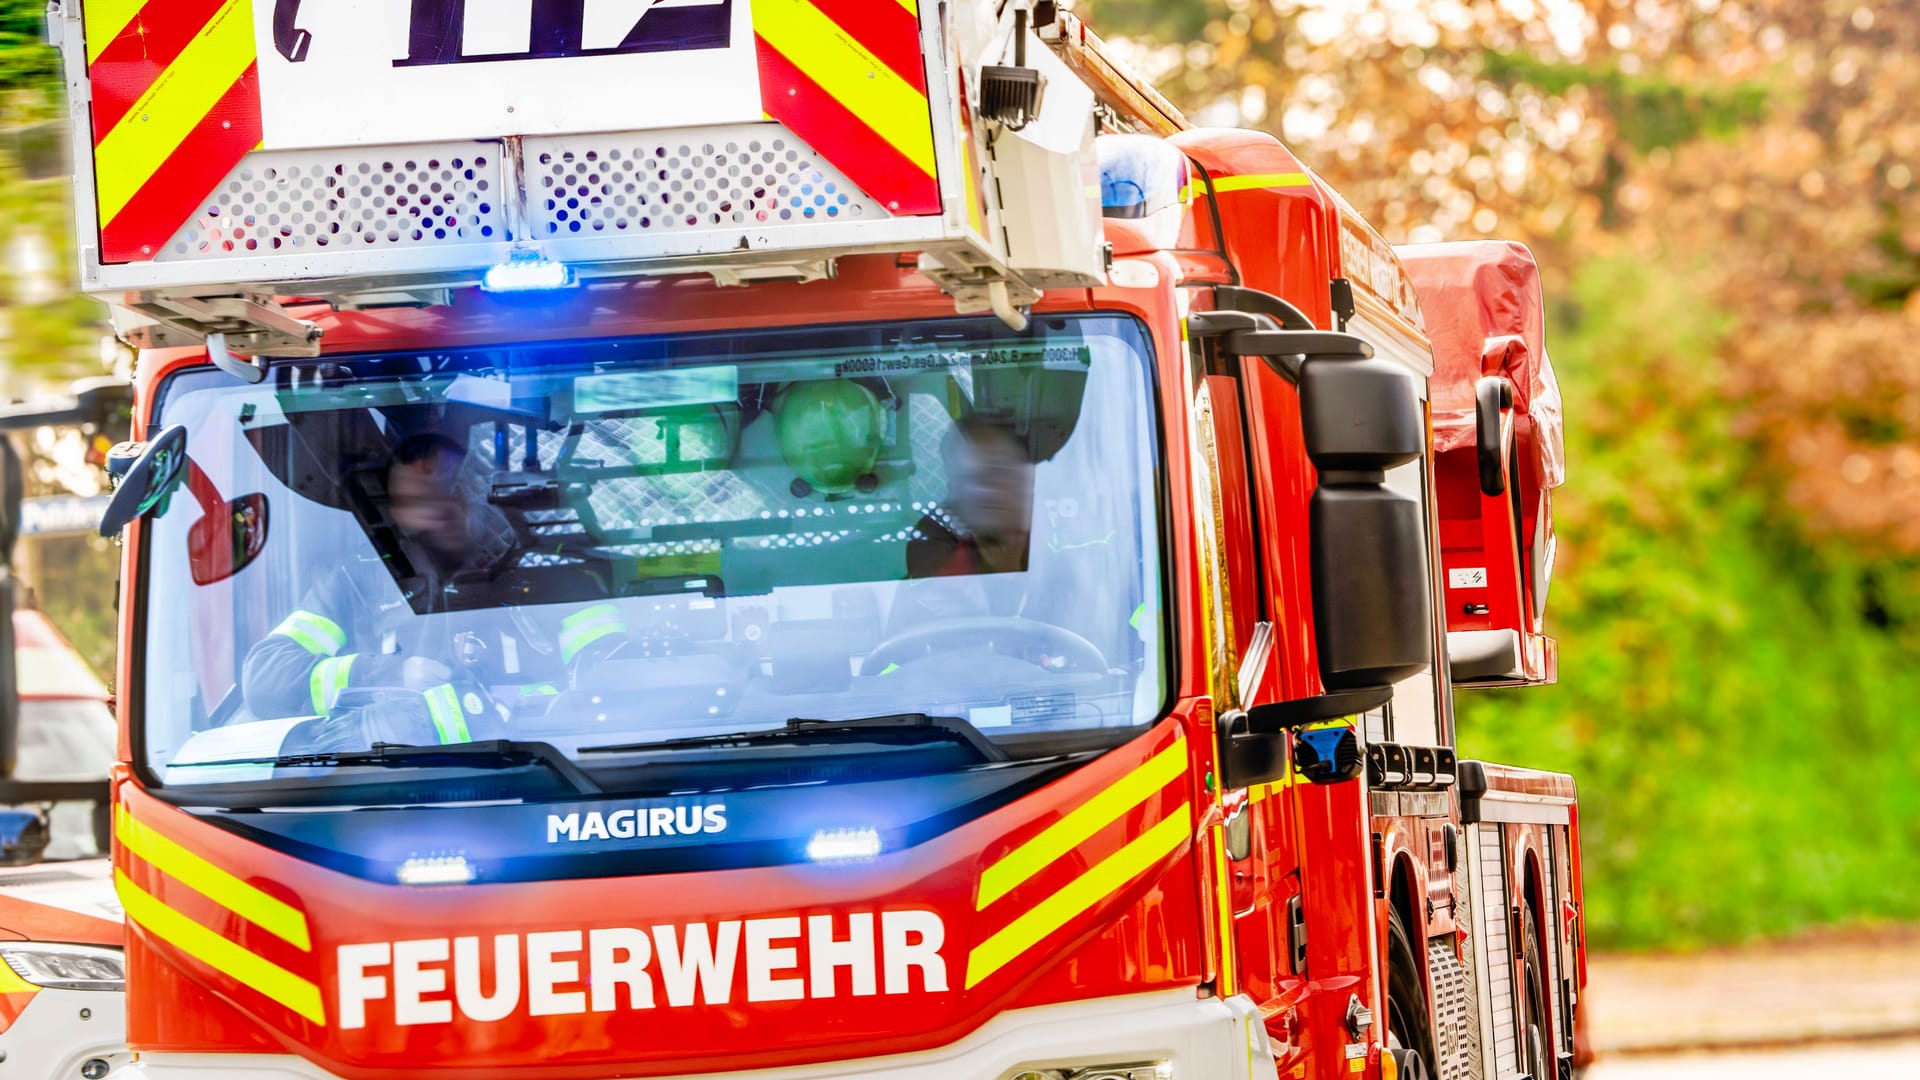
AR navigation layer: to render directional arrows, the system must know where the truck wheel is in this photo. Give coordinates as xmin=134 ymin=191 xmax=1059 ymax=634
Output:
xmin=1517 ymin=900 xmax=1550 ymax=1080
xmin=1386 ymin=906 xmax=1434 ymax=1080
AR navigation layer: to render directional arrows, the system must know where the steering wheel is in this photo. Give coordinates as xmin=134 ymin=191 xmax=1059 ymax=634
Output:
xmin=860 ymin=616 xmax=1110 ymax=678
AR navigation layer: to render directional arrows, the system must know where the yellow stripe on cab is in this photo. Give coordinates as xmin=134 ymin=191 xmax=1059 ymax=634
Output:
xmin=976 ymin=737 xmax=1187 ymax=909
xmin=116 ymin=804 xmax=312 ymax=952
xmin=115 ymin=869 xmax=326 ymax=1026
xmin=965 ymin=807 xmax=1191 ymax=989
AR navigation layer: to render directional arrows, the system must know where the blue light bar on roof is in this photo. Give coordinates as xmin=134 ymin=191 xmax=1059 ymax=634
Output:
xmin=1097 ymin=134 xmax=1193 ymax=221
xmin=482 ymin=254 xmax=575 ymax=293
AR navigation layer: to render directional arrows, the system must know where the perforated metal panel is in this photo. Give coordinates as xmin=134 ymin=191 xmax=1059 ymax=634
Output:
xmin=527 ymin=125 xmax=885 ymax=239
xmin=157 ymin=146 xmax=508 ymax=262
xmin=1429 ymin=941 xmax=1480 ymax=1080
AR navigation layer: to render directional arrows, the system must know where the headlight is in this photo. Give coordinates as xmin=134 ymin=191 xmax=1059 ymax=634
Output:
xmin=0 ymin=942 xmax=126 ymax=991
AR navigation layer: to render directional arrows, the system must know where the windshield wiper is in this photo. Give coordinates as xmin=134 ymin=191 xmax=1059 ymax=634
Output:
xmin=166 ymin=739 xmax=601 ymax=795
xmin=581 ymin=712 xmax=1009 ymax=764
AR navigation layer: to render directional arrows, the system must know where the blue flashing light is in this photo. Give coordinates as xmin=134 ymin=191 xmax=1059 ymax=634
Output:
xmin=482 ymin=255 xmax=576 ymax=293
xmin=807 ymin=827 xmax=882 ymax=862
xmin=1097 ymin=133 xmax=1193 ymax=221
xmin=397 ymin=853 xmax=474 ymax=885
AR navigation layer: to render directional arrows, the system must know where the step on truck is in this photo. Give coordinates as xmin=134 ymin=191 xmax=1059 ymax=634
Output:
xmin=51 ymin=1 xmax=1587 ymax=1077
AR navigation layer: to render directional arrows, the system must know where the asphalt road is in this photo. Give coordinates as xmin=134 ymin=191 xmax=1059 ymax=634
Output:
xmin=1587 ymin=1038 xmax=1920 ymax=1078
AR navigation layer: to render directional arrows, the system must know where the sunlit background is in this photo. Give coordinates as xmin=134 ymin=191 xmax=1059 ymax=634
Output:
xmin=1105 ymin=0 xmax=1920 ymax=954
xmin=0 ymin=0 xmax=1915 ymax=1054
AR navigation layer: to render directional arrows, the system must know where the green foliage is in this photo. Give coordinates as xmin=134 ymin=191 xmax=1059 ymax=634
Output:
xmin=0 ymin=17 xmax=106 ymax=384
xmin=0 ymin=0 xmax=58 ymax=94
xmin=1483 ymin=52 xmax=1770 ymax=153
xmin=1457 ymin=258 xmax=1920 ymax=950
xmin=1849 ymin=222 xmax=1920 ymax=310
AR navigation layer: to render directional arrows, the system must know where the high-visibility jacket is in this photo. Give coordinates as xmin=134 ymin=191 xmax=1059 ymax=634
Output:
xmin=241 ymin=556 xmax=626 ymax=741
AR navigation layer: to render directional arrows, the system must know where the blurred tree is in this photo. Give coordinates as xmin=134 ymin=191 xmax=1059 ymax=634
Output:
xmin=0 ymin=0 xmax=58 ymax=93
xmin=0 ymin=0 xmax=109 ymax=395
xmin=1078 ymin=0 xmax=1918 ymax=559
xmin=1078 ymin=0 xmax=1920 ymax=946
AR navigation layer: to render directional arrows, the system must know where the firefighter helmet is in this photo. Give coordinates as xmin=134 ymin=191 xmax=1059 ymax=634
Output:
xmin=774 ymin=380 xmax=884 ymax=495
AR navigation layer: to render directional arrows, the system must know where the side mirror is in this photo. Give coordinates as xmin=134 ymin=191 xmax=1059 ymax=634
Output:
xmin=1193 ymin=306 xmax=1435 ymax=777
xmin=1295 ymin=339 xmax=1433 ymax=692
xmin=99 ymin=425 xmax=188 ymax=536
xmin=189 ymin=492 xmax=270 ymax=585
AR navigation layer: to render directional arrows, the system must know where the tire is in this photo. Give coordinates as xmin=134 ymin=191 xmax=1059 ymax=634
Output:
xmin=1386 ymin=906 xmax=1435 ymax=1080
xmin=1517 ymin=899 xmax=1551 ymax=1080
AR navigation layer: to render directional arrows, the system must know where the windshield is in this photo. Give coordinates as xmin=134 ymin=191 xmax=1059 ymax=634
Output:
xmin=138 ymin=315 xmax=1166 ymax=798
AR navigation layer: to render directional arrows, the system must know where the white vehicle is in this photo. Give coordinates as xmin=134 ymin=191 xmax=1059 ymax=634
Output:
xmin=0 ymin=858 xmax=128 ymax=1080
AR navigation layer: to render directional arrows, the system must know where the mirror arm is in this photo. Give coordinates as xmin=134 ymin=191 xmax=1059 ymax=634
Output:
xmin=1212 ymin=284 xmax=1317 ymax=330
xmin=1475 ymin=375 xmax=1514 ymax=496
xmin=206 ymin=332 xmax=270 ymax=385
xmin=1222 ymin=328 xmax=1373 ymax=385
xmin=1186 ymin=310 xmax=1263 ymax=339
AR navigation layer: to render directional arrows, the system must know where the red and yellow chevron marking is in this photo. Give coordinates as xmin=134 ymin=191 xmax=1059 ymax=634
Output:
xmin=751 ymin=0 xmax=940 ymax=216
xmin=114 ymin=805 xmax=326 ymax=1026
xmin=965 ymin=737 xmax=1193 ymax=989
xmin=85 ymin=0 xmax=263 ymax=264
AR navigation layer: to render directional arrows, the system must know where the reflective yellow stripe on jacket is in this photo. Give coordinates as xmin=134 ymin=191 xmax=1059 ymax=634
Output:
xmin=309 ymin=654 xmax=355 ymax=715
xmin=559 ymin=604 xmax=625 ymax=664
xmin=421 ymin=684 xmax=471 ymax=745
xmin=272 ymin=610 xmax=345 ymax=657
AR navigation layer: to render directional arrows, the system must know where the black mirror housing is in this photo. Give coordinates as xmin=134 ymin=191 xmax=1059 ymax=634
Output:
xmin=99 ymin=425 xmax=189 ymax=536
xmin=1311 ymin=485 xmax=1433 ymax=689
xmin=1300 ymin=355 xmax=1424 ymax=471
xmin=1299 ymin=347 xmax=1434 ymax=693
xmin=1219 ymin=687 xmax=1394 ymax=790
xmin=1200 ymin=305 xmax=1437 ymax=709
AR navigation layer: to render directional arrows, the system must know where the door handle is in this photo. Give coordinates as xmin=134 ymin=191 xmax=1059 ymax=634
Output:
xmin=273 ymin=0 xmax=311 ymax=62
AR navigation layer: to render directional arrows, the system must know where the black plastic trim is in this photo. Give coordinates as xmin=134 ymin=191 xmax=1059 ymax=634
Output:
xmin=1330 ymin=278 xmax=1356 ymax=329
xmin=1476 ymin=375 xmax=1514 ymax=496
xmin=1214 ymin=285 xmax=1316 ymax=331
xmin=1243 ymin=684 xmax=1392 ymax=733
xmin=1456 ymin=759 xmax=1489 ymax=824
xmin=0 ymin=779 xmax=110 ymax=804
xmin=1365 ymin=742 xmax=1458 ymax=791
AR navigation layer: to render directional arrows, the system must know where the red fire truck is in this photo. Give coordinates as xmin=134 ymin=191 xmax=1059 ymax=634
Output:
xmin=54 ymin=1 xmax=1584 ymax=1078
